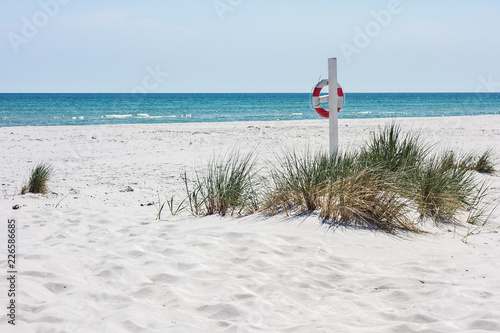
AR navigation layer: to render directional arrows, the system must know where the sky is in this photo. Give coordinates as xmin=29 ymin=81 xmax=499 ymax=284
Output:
xmin=1 ymin=0 xmax=500 ymax=93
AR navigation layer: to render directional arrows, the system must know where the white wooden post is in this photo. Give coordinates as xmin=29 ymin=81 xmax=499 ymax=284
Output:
xmin=328 ymin=58 xmax=339 ymax=155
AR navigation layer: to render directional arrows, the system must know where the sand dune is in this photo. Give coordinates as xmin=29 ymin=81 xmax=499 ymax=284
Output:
xmin=1 ymin=115 xmax=500 ymax=332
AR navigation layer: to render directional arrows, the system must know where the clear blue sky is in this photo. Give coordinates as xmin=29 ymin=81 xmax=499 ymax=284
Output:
xmin=1 ymin=0 xmax=500 ymax=93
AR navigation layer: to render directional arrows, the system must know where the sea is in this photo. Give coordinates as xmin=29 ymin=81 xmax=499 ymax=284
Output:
xmin=0 ymin=93 xmax=499 ymax=127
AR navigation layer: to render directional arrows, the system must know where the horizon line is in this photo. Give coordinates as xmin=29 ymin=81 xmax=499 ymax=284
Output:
xmin=1 ymin=91 xmax=498 ymax=94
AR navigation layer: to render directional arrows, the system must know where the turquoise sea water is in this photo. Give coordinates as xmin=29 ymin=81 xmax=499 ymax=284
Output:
xmin=0 ymin=93 xmax=499 ymax=127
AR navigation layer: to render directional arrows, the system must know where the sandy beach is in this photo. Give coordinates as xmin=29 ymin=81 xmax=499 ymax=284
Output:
xmin=1 ymin=115 xmax=500 ymax=332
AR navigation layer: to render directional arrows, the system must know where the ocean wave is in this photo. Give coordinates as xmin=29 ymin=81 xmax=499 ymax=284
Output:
xmin=136 ymin=113 xmax=176 ymax=119
xmin=72 ymin=116 xmax=85 ymax=120
xmin=102 ymin=114 xmax=133 ymax=119
xmin=291 ymin=113 xmax=303 ymax=116
xmin=101 ymin=114 xmax=177 ymax=119
xmin=181 ymin=114 xmax=193 ymax=118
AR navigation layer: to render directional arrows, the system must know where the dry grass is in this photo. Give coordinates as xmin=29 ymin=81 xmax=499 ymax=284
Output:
xmin=263 ymin=150 xmax=356 ymax=214
xmin=21 ymin=163 xmax=53 ymax=194
xmin=319 ymin=169 xmax=422 ymax=234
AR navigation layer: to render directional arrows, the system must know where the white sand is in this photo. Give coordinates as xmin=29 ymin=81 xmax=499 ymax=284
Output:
xmin=1 ymin=115 xmax=500 ymax=332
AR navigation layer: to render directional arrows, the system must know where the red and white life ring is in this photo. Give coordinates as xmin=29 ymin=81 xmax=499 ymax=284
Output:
xmin=312 ymin=79 xmax=344 ymax=118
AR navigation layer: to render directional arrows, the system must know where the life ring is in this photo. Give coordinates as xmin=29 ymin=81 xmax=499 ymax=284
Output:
xmin=312 ymin=79 xmax=344 ymax=118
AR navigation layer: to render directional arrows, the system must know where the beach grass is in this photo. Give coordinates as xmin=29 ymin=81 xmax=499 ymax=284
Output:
xmin=21 ymin=163 xmax=53 ymax=194
xmin=261 ymin=123 xmax=494 ymax=232
xmin=358 ymin=123 xmax=429 ymax=174
xmin=407 ymin=157 xmax=476 ymax=222
xmin=318 ymin=168 xmax=421 ymax=234
xmin=182 ymin=172 xmax=204 ymax=216
xmin=263 ymin=149 xmax=357 ymax=214
xmin=438 ymin=150 xmax=495 ymax=174
xmin=464 ymin=150 xmax=495 ymax=173
xmin=165 ymin=123 xmax=495 ymax=234
xmin=183 ymin=151 xmax=259 ymax=217
xmin=155 ymin=192 xmax=188 ymax=220
xmin=154 ymin=192 xmax=167 ymax=220
xmin=262 ymin=148 xmax=422 ymax=234
xmin=464 ymin=182 xmax=496 ymax=226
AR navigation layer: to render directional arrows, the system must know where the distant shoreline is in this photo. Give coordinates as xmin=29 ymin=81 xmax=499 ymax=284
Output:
xmin=1 ymin=113 xmax=499 ymax=129
xmin=2 ymin=92 xmax=500 ymax=94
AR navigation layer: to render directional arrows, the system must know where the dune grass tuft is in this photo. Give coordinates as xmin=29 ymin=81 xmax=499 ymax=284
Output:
xmin=465 ymin=150 xmax=495 ymax=173
xmin=263 ymin=148 xmax=423 ymax=234
xmin=439 ymin=150 xmax=495 ymax=174
xmin=319 ymin=168 xmax=421 ymax=234
xmin=407 ymin=158 xmax=476 ymax=222
xmin=21 ymin=163 xmax=53 ymax=194
xmin=464 ymin=182 xmax=496 ymax=226
xmin=358 ymin=123 xmax=429 ymax=174
xmin=262 ymin=123 xmax=495 ymax=233
xmin=184 ymin=151 xmax=259 ymax=217
xmin=263 ymin=149 xmax=356 ymax=214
